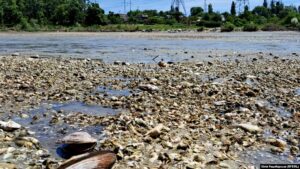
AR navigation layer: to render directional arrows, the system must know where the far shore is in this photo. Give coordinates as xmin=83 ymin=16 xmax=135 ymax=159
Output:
xmin=0 ymin=31 xmax=299 ymax=40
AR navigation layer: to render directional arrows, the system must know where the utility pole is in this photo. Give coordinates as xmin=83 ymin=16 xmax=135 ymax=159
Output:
xmin=130 ymin=0 xmax=132 ymax=12
xmin=124 ymin=0 xmax=126 ymax=14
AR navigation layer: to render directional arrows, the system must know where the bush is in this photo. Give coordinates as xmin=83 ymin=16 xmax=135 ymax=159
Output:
xmin=262 ymin=23 xmax=286 ymax=31
xmin=221 ymin=22 xmax=235 ymax=32
xmin=20 ymin=18 xmax=33 ymax=31
xmin=243 ymin=23 xmax=258 ymax=31
xmin=291 ymin=17 xmax=299 ymax=26
xmin=197 ymin=26 xmax=204 ymax=32
xmin=197 ymin=20 xmax=222 ymax=28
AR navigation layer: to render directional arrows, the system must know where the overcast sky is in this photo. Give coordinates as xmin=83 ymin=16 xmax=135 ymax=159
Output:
xmin=97 ymin=0 xmax=300 ymax=14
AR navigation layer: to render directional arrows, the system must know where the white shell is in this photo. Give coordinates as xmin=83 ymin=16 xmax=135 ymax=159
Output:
xmin=233 ymin=123 xmax=262 ymax=133
xmin=59 ymin=132 xmax=97 ymax=144
xmin=0 ymin=120 xmax=21 ymax=131
xmin=138 ymin=84 xmax=159 ymax=92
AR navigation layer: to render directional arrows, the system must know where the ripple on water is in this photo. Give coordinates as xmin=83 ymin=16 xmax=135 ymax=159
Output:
xmin=10 ymin=102 xmax=118 ymax=159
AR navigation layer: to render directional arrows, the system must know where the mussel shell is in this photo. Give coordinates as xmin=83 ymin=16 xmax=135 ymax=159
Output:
xmin=58 ymin=151 xmax=116 ymax=169
xmin=59 ymin=132 xmax=97 ymax=144
xmin=62 ymin=143 xmax=97 ymax=155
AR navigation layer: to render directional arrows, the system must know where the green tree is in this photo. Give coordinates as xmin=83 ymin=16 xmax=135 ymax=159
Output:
xmin=298 ymin=6 xmax=300 ymax=13
xmin=208 ymin=4 xmax=213 ymax=14
xmin=263 ymin=0 xmax=268 ymax=8
xmin=252 ymin=6 xmax=270 ymax=18
xmin=85 ymin=3 xmax=106 ymax=26
xmin=0 ymin=0 xmax=4 ymax=25
xmin=2 ymin=0 xmax=23 ymax=25
xmin=52 ymin=4 xmax=69 ymax=25
xmin=107 ymin=12 xmax=123 ymax=24
xmin=230 ymin=1 xmax=236 ymax=16
xmin=244 ymin=5 xmax=249 ymax=13
xmin=271 ymin=0 xmax=276 ymax=14
xmin=275 ymin=2 xmax=284 ymax=14
xmin=190 ymin=7 xmax=203 ymax=16
xmin=68 ymin=0 xmax=85 ymax=25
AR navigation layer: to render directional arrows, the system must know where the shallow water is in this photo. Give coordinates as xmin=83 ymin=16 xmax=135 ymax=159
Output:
xmin=9 ymin=102 xmax=118 ymax=158
xmin=96 ymin=86 xmax=132 ymax=97
xmin=0 ymin=32 xmax=300 ymax=63
xmin=241 ymin=150 xmax=300 ymax=168
xmin=295 ymin=88 xmax=300 ymax=96
xmin=52 ymin=102 xmax=117 ymax=115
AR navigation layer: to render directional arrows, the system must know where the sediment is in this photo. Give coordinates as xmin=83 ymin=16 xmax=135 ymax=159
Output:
xmin=0 ymin=54 xmax=299 ymax=168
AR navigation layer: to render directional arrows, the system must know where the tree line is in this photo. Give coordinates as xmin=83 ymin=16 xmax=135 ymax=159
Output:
xmin=0 ymin=0 xmax=299 ymax=31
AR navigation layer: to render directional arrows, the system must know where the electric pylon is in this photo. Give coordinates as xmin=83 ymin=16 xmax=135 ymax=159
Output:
xmin=237 ymin=0 xmax=250 ymax=14
xmin=204 ymin=0 xmax=207 ymax=13
xmin=171 ymin=0 xmax=187 ymax=15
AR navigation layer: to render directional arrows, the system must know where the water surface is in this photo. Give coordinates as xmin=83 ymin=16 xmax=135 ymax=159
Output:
xmin=0 ymin=32 xmax=299 ymax=63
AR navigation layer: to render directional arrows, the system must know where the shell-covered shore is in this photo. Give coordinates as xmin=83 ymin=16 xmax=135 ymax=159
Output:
xmin=0 ymin=54 xmax=299 ymax=168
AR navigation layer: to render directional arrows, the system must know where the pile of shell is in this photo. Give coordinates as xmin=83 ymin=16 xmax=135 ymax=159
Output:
xmin=57 ymin=132 xmax=116 ymax=169
xmin=0 ymin=55 xmax=299 ymax=168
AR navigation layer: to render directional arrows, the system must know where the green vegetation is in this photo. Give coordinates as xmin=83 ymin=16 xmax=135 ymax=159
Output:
xmin=243 ymin=23 xmax=259 ymax=32
xmin=221 ymin=22 xmax=235 ymax=32
xmin=0 ymin=0 xmax=299 ymax=32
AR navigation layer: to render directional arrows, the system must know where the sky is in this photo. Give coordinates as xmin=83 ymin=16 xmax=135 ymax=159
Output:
xmin=97 ymin=0 xmax=300 ymax=14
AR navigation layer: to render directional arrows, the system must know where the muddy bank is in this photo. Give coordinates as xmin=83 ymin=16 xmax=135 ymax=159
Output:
xmin=0 ymin=54 xmax=299 ymax=168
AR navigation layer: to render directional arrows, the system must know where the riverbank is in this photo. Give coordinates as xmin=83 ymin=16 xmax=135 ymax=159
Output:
xmin=0 ymin=24 xmax=199 ymax=33
xmin=1 ymin=24 xmax=299 ymax=33
xmin=0 ymin=54 xmax=299 ymax=168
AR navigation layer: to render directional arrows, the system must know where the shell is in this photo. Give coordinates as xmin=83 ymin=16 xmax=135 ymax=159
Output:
xmin=58 ymin=151 xmax=116 ymax=169
xmin=233 ymin=123 xmax=262 ymax=133
xmin=59 ymin=132 xmax=97 ymax=144
xmin=138 ymin=84 xmax=159 ymax=92
xmin=59 ymin=142 xmax=97 ymax=157
xmin=0 ymin=120 xmax=21 ymax=131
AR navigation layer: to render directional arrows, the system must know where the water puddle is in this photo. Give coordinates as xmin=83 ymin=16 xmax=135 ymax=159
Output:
xmin=257 ymin=100 xmax=292 ymax=118
xmin=276 ymin=106 xmax=292 ymax=117
xmin=243 ymin=130 xmax=300 ymax=167
xmin=9 ymin=102 xmax=118 ymax=158
xmin=52 ymin=102 xmax=116 ymax=116
xmin=96 ymin=86 xmax=131 ymax=97
xmin=241 ymin=150 xmax=299 ymax=168
xmin=245 ymin=77 xmax=259 ymax=87
xmin=295 ymin=88 xmax=300 ymax=96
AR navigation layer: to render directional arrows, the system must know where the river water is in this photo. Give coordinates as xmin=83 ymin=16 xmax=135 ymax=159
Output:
xmin=0 ymin=32 xmax=299 ymax=63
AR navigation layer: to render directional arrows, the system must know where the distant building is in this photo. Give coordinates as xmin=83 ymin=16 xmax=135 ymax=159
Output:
xmin=140 ymin=14 xmax=149 ymax=20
